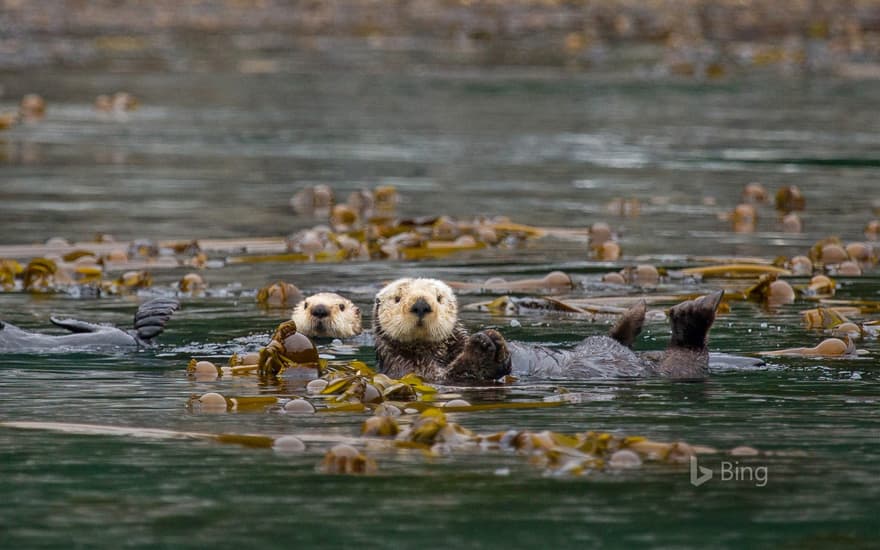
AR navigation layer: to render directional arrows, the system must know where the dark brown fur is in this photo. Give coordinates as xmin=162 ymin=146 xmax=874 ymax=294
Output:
xmin=373 ymin=311 xmax=511 ymax=383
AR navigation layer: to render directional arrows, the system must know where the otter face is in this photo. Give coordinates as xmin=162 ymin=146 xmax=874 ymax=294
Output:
xmin=374 ymin=278 xmax=458 ymax=344
xmin=291 ymin=292 xmax=362 ymax=339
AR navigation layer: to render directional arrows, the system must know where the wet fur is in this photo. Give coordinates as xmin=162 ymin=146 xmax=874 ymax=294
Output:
xmin=509 ymin=291 xmax=724 ymax=380
xmin=0 ymin=297 xmax=179 ymax=352
xmin=291 ymin=292 xmax=362 ymax=339
xmin=373 ymin=278 xmax=510 ymax=382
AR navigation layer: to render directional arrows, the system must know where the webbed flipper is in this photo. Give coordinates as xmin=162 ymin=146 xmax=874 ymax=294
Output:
xmin=668 ymin=290 xmax=723 ymax=350
xmin=608 ymin=300 xmax=646 ymax=348
xmin=132 ymin=297 xmax=180 ymax=343
xmin=50 ymin=317 xmax=107 ymax=334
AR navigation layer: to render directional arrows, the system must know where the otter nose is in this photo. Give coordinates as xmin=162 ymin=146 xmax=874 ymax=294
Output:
xmin=310 ymin=304 xmax=330 ymax=318
xmin=410 ymin=298 xmax=432 ymax=318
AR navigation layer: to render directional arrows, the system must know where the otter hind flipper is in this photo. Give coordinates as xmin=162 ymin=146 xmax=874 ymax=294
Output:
xmin=668 ymin=290 xmax=723 ymax=350
xmin=132 ymin=297 xmax=180 ymax=343
xmin=609 ymin=300 xmax=646 ymax=348
xmin=50 ymin=317 xmax=107 ymax=334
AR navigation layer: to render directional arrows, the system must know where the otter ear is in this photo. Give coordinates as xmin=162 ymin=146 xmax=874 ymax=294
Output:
xmin=354 ymin=306 xmax=361 ymax=315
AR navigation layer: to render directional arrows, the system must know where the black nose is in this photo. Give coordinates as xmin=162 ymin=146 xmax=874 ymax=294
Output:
xmin=311 ymin=304 xmax=329 ymax=318
xmin=410 ymin=298 xmax=432 ymax=318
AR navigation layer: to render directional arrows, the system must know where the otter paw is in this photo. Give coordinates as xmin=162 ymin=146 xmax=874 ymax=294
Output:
xmin=474 ymin=329 xmax=510 ymax=366
xmin=447 ymin=330 xmax=511 ymax=382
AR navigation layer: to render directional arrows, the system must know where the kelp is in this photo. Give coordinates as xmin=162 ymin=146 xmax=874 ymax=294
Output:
xmin=679 ymin=264 xmax=791 ymax=278
xmin=0 ymin=259 xmax=23 ymax=290
xmin=446 ymin=271 xmax=573 ymax=293
xmin=468 ymin=295 xmax=588 ymax=315
xmin=319 ymin=444 xmax=378 ymax=475
xmin=187 ymin=351 xmax=570 ymax=414
xmin=743 ymin=273 xmax=795 ymax=306
xmin=800 ymin=275 xmax=836 ymax=297
xmin=0 ymin=211 xmax=559 ymax=278
xmin=22 ymin=258 xmax=59 ymax=291
xmin=388 ymin=408 xmax=727 ymax=475
xmin=256 ymin=281 xmax=303 ymax=307
xmin=757 ymin=336 xmax=865 ymax=357
xmin=801 ymin=307 xmax=852 ymax=329
xmin=256 ymin=320 xmax=321 ymax=378
xmin=0 ymin=413 xmax=763 ymax=479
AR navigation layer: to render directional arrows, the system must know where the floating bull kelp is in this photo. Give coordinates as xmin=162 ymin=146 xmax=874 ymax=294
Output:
xmin=187 ymin=350 xmax=567 ymax=414
xmin=468 ymin=295 xmax=591 ymax=316
xmin=256 ymin=281 xmax=303 ymax=308
xmin=801 ymin=306 xmax=880 ymax=339
xmin=0 ymin=243 xmax=198 ymax=295
xmin=802 ymin=307 xmax=854 ymax=330
xmin=445 ymin=271 xmax=573 ymax=293
xmin=737 ymin=273 xmax=837 ymax=307
xmin=361 ymin=408 xmax=732 ymax=476
xmin=319 ymin=444 xmax=378 ymax=475
xmin=609 ymin=264 xmax=661 ymax=286
xmin=256 ymin=320 xmax=320 ymax=378
xmin=0 ymin=217 xmax=560 ymax=284
xmin=800 ymin=275 xmax=836 ymax=297
xmin=465 ymin=294 xmax=673 ymax=321
xmin=186 ymin=320 xmax=322 ymax=379
xmin=0 ymin=411 xmax=766 ymax=479
xmin=758 ymin=336 xmax=866 ymax=358
xmin=743 ymin=273 xmax=796 ymax=306
xmin=177 ymin=273 xmax=206 ymax=295
xmin=678 ymin=264 xmax=791 ymax=279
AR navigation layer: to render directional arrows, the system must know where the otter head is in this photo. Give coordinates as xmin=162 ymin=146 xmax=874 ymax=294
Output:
xmin=374 ymin=278 xmax=458 ymax=344
xmin=291 ymin=292 xmax=362 ymax=339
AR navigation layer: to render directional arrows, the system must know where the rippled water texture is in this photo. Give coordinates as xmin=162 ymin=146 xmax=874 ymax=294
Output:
xmin=2 ymin=44 xmax=880 ymax=548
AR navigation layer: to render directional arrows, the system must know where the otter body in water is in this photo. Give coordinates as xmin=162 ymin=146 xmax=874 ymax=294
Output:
xmin=373 ymin=278 xmax=511 ymax=383
xmin=291 ymin=292 xmax=363 ymax=339
xmin=0 ymin=297 xmax=179 ymax=352
xmin=509 ymin=291 xmax=724 ymax=381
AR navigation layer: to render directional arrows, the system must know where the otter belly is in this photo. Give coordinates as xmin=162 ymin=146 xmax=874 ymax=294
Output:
xmin=509 ymin=336 xmax=652 ymax=379
xmin=0 ymin=322 xmax=137 ymax=352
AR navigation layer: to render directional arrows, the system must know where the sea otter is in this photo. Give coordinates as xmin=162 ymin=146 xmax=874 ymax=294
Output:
xmin=374 ymin=276 xmax=730 ymax=381
xmin=290 ymin=292 xmax=363 ymax=339
xmin=507 ymin=291 xmax=725 ymax=380
xmin=0 ymin=297 xmax=179 ymax=352
xmin=373 ymin=278 xmax=511 ymax=383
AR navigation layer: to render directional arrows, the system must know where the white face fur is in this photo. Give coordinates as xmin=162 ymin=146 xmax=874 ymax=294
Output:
xmin=291 ymin=292 xmax=362 ymax=338
xmin=375 ymin=278 xmax=458 ymax=344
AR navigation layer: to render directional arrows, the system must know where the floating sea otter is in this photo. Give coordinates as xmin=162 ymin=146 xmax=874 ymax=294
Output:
xmin=0 ymin=297 xmax=179 ymax=352
xmin=290 ymin=292 xmax=363 ymax=339
xmin=374 ymin=277 xmax=727 ymax=382
xmin=507 ymin=291 xmax=724 ymax=380
xmin=373 ymin=278 xmax=511 ymax=383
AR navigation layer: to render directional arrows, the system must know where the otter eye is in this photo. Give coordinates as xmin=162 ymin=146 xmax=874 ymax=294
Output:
xmin=395 ymin=296 xmax=401 ymax=303
xmin=338 ymin=303 xmax=345 ymax=311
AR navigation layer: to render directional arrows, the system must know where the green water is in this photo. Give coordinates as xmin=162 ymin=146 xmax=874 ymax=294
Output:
xmin=2 ymin=46 xmax=880 ymax=548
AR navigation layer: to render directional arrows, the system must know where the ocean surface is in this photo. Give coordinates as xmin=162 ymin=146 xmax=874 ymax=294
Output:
xmin=1 ymin=42 xmax=879 ymax=548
